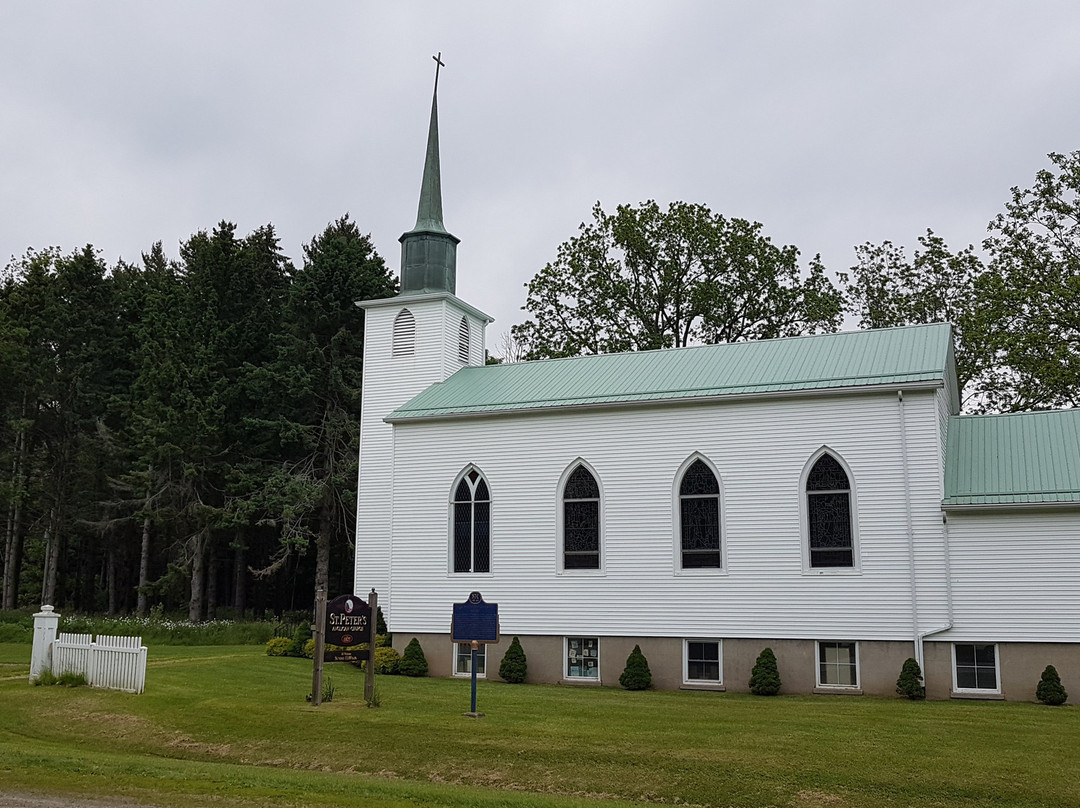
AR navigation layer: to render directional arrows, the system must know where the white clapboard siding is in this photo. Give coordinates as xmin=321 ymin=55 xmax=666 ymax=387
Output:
xmin=356 ymin=294 xmax=489 ymax=608
xmin=52 ymin=633 xmax=147 ymax=693
xmin=938 ymin=509 xmax=1080 ymax=642
xmin=384 ymin=388 xmax=951 ymax=642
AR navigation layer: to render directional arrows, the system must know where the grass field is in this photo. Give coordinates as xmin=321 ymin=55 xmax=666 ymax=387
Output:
xmin=1 ymin=643 xmax=1078 ymax=808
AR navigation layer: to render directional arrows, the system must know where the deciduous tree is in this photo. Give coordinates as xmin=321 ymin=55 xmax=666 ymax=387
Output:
xmin=512 ymin=201 xmax=842 ymax=359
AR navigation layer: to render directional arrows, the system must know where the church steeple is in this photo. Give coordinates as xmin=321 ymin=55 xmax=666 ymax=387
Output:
xmin=399 ymin=53 xmax=460 ymax=296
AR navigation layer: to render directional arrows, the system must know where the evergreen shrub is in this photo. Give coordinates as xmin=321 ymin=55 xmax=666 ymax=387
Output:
xmin=289 ymin=625 xmax=310 ymax=657
xmin=398 ymin=638 xmax=429 ymax=676
xmin=895 ymin=657 xmax=926 ymax=700
xmin=1036 ymin=664 xmax=1068 ymax=705
xmin=749 ymin=647 xmax=781 ymax=695
xmin=376 ymin=606 xmax=388 ymax=636
xmin=499 ymin=636 xmax=528 ymax=683
xmin=619 ymin=644 xmax=653 ymax=690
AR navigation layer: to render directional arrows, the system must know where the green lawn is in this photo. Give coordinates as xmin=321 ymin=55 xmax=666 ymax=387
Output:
xmin=1 ymin=643 xmax=1077 ymax=807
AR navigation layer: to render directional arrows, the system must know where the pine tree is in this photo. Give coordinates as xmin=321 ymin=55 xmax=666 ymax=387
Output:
xmin=619 ymin=644 xmax=653 ymax=690
xmin=895 ymin=657 xmax=926 ymax=700
xmin=1036 ymin=664 xmax=1068 ymax=706
xmin=398 ymin=638 xmax=429 ymax=677
xmin=749 ymin=647 xmax=781 ymax=695
xmin=499 ymin=636 xmax=528 ymax=683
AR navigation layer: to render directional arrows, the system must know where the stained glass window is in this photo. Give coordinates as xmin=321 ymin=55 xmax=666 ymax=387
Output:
xmin=807 ymin=454 xmax=853 ymax=568
xmin=563 ymin=466 xmax=600 ymax=569
xmin=452 ymin=469 xmax=490 ymax=573
xmin=680 ymin=459 xmax=721 ymax=568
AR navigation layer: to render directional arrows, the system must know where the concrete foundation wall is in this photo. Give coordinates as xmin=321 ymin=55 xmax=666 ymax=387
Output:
xmin=394 ymin=633 xmax=1079 ymax=701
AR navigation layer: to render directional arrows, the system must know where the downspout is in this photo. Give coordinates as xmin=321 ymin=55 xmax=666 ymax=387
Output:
xmin=897 ymin=391 xmax=922 ymax=668
xmin=917 ymin=512 xmax=954 ymax=662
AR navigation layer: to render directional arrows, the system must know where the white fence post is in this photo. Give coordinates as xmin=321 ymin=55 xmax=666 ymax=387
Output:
xmin=29 ymin=605 xmax=59 ymax=683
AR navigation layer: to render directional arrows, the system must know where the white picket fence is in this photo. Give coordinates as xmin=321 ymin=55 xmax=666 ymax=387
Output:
xmin=53 ymin=632 xmax=147 ymax=694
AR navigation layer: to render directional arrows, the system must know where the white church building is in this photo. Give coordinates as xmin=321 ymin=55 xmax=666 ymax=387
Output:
xmin=355 ymin=74 xmax=1080 ymax=701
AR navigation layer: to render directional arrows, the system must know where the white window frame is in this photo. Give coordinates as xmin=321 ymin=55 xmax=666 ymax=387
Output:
xmin=799 ymin=447 xmax=861 ymax=575
xmin=951 ymin=642 xmax=1001 ymax=695
xmin=672 ymin=454 xmax=726 ymax=575
xmin=564 ymin=636 xmax=600 ymax=681
xmin=556 ymin=460 xmax=604 ymax=575
xmin=816 ymin=640 xmax=860 ymax=689
xmin=453 ymin=642 xmax=486 ymax=678
xmin=447 ymin=465 xmax=493 ymax=576
xmin=683 ymin=639 xmax=723 ymax=686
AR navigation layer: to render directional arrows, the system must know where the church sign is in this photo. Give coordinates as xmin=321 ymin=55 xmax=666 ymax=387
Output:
xmin=325 ymin=594 xmax=371 ymax=647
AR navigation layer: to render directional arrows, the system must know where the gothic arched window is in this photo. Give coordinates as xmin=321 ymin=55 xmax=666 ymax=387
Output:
xmin=453 ymin=469 xmax=490 ymax=573
xmin=562 ymin=465 xmax=600 ymax=570
xmin=678 ymin=459 xmax=721 ymax=569
xmin=806 ymin=453 xmax=854 ymax=568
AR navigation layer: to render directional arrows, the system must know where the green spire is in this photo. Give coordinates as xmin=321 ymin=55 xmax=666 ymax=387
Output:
xmin=399 ymin=53 xmax=459 ymax=296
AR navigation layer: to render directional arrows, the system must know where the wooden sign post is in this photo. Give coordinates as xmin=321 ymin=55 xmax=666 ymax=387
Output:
xmin=312 ymin=590 xmax=378 ymax=706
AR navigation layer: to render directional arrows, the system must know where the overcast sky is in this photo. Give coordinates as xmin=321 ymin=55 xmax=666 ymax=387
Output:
xmin=3 ymin=2 xmax=1079 ymax=345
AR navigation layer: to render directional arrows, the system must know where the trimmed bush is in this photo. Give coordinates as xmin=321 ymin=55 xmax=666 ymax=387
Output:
xmin=374 ymin=646 xmax=401 ymax=674
xmin=1036 ymin=664 xmax=1068 ymax=705
xmin=896 ymin=657 xmax=926 ymax=700
xmin=499 ymin=636 xmax=528 ymax=683
xmin=398 ymin=638 xmax=429 ymax=677
xmin=265 ymin=637 xmax=292 ymax=657
xmin=619 ymin=644 xmax=653 ymax=690
xmin=749 ymin=647 xmax=781 ymax=696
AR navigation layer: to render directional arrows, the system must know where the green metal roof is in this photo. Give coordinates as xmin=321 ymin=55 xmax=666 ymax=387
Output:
xmin=387 ymin=323 xmax=954 ymax=422
xmin=944 ymin=409 xmax=1080 ymax=507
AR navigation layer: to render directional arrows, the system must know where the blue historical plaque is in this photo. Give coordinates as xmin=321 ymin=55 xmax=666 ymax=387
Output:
xmin=451 ymin=591 xmax=499 ymax=644
xmin=325 ymin=594 xmax=371 ymax=647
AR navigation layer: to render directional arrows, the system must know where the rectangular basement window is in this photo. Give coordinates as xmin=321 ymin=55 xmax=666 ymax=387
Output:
xmin=565 ymin=637 xmax=600 ymax=681
xmin=683 ymin=639 xmax=723 ymax=688
xmin=454 ymin=642 xmax=486 ymax=677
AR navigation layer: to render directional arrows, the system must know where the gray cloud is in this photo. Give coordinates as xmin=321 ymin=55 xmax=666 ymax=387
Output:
xmin=3 ymin=1 xmax=1078 ymax=342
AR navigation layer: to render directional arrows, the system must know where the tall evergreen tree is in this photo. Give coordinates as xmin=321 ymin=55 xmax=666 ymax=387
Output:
xmin=259 ymin=216 xmax=395 ymax=595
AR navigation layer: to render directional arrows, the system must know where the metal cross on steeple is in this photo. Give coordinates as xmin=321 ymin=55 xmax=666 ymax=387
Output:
xmin=433 ymin=52 xmax=445 ymax=93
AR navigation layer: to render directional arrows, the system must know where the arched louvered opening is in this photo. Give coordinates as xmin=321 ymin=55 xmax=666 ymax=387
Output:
xmin=457 ymin=315 xmax=470 ymax=363
xmin=392 ymin=308 xmax=415 ymax=357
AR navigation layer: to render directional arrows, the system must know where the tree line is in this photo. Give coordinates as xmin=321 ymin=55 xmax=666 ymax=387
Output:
xmin=513 ymin=151 xmax=1080 ymax=413
xmin=1 ymin=217 xmax=395 ymax=619
xmin=3 ymin=151 xmax=1077 ymax=619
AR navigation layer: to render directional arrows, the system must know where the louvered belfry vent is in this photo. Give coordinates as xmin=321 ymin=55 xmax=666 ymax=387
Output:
xmin=393 ymin=309 xmax=416 ymax=357
xmin=458 ymin=316 xmax=470 ymax=363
